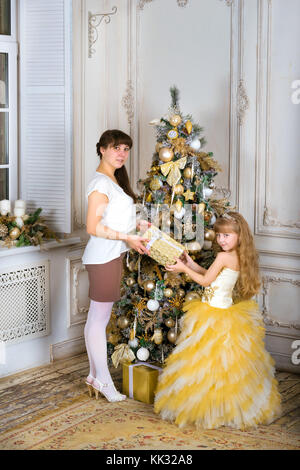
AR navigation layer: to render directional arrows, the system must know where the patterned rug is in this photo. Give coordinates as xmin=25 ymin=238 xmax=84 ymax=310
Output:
xmin=1 ymin=392 xmax=299 ymax=450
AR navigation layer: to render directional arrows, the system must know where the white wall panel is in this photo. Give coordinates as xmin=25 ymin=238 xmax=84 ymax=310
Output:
xmin=137 ymin=0 xmax=231 ymax=191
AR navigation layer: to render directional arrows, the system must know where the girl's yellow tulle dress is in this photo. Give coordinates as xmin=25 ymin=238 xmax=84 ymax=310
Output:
xmin=154 ymin=268 xmax=281 ymax=430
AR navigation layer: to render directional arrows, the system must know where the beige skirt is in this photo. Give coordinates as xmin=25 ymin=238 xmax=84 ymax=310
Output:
xmin=84 ymin=253 xmax=125 ymax=302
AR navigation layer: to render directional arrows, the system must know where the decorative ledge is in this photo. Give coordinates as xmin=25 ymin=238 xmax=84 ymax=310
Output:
xmin=0 ymin=237 xmax=82 ymax=259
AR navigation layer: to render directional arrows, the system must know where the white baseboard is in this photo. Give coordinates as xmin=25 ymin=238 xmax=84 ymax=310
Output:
xmin=50 ymin=336 xmax=86 ymax=362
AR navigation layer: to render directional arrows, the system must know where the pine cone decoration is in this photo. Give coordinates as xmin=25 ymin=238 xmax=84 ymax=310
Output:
xmin=0 ymin=223 xmax=8 ymax=239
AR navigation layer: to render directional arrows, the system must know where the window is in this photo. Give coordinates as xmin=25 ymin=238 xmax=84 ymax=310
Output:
xmin=0 ymin=0 xmax=17 ymax=201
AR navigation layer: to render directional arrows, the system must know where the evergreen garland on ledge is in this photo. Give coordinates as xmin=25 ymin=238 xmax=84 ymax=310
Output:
xmin=0 ymin=208 xmax=60 ymax=248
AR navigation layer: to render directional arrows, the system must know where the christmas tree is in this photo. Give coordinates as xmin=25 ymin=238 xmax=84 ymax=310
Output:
xmin=108 ymin=86 xmax=232 ymax=367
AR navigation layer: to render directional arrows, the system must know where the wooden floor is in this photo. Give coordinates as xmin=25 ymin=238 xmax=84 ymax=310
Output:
xmin=0 ymin=353 xmax=299 ymax=436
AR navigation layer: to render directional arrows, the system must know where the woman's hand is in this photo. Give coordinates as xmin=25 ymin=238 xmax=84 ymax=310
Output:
xmin=165 ymin=258 xmax=188 ymax=273
xmin=127 ymin=234 xmax=150 ymax=255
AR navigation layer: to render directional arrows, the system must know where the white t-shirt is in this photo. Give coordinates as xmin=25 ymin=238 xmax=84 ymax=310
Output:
xmin=82 ymin=172 xmax=136 ymax=265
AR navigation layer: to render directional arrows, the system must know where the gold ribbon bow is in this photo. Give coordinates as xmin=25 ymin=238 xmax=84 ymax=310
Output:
xmin=111 ymin=343 xmax=136 ymax=368
xmin=160 ymin=157 xmax=187 ymax=187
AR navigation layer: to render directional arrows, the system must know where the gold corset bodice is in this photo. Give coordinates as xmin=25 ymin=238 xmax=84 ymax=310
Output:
xmin=202 ymin=268 xmax=239 ymax=309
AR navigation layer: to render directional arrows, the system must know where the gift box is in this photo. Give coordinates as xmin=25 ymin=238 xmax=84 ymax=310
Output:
xmin=142 ymin=225 xmax=186 ymax=266
xmin=122 ymin=361 xmax=162 ymax=404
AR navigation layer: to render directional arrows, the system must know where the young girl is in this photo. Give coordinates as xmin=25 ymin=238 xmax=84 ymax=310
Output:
xmin=154 ymin=212 xmax=281 ymax=429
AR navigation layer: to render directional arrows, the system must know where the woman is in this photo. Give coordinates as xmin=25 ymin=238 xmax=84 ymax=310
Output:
xmin=82 ymin=129 xmax=149 ymax=402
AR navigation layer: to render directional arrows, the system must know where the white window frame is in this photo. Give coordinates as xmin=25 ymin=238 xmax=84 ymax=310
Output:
xmin=0 ymin=0 xmax=18 ymax=201
xmin=0 ymin=0 xmax=17 ymax=42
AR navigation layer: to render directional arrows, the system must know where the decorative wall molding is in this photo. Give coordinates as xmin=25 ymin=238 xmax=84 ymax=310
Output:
xmin=138 ymin=0 xmax=189 ymax=9
xmin=50 ymin=337 xmax=86 ymax=362
xmin=219 ymin=0 xmax=234 ymax=6
xmin=263 ymin=206 xmax=300 ymax=229
xmin=255 ymin=0 xmax=300 ymax=239
xmin=122 ymin=80 xmax=135 ymax=125
xmin=88 ymin=6 xmax=118 ymax=58
xmin=237 ymin=78 xmax=249 ymax=125
xmin=72 ymin=265 xmax=89 ymax=316
xmin=66 ymin=253 xmax=89 ymax=328
xmin=261 ymin=275 xmax=300 ymax=330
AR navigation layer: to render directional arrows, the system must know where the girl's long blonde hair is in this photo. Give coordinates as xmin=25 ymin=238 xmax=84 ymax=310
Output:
xmin=213 ymin=212 xmax=261 ymax=300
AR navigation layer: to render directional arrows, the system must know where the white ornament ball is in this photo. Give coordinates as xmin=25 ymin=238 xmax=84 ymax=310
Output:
xmin=210 ymin=214 xmax=217 ymax=225
xmin=147 ymin=299 xmax=160 ymax=311
xmin=128 ymin=338 xmax=139 ymax=349
xmin=203 ymin=187 xmax=213 ymax=199
xmin=136 ymin=347 xmax=150 ymax=362
xmin=190 ymin=139 xmax=201 ymax=151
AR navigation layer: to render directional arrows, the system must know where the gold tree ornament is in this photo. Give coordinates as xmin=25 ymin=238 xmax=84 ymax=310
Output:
xmin=126 ymin=277 xmax=135 ymax=287
xmin=185 ymin=120 xmax=192 ymax=134
xmin=144 ymin=280 xmax=155 ymax=292
xmin=175 ymin=200 xmax=183 ymax=212
xmin=107 ymin=333 xmax=121 ymax=345
xmin=150 ymin=177 xmax=162 ymax=191
xmin=164 ymin=288 xmax=173 ymax=298
xmin=159 ymin=147 xmax=174 ymax=163
xmin=183 ymin=188 xmax=195 ymax=201
xmin=151 ymin=328 xmax=163 ymax=345
xmin=9 ymin=227 xmax=21 ymax=240
xmin=185 ymin=241 xmax=202 ymax=252
xmin=183 ymin=167 xmax=192 ymax=179
xmin=165 ymin=317 xmax=175 ymax=328
xmin=178 ymin=288 xmax=185 ymax=298
xmin=169 ymin=114 xmax=182 ymax=126
xmin=204 ymin=229 xmax=216 ymax=241
xmin=174 ymin=184 xmax=184 ymax=195
xmin=167 ymin=129 xmax=179 ymax=140
xmin=167 ymin=329 xmax=177 ymax=343
xmin=128 ymin=261 xmax=137 ymax=272
xmin=185 ymin=291 xmax=200 ymax=302
xmin=117 ymin=316 xmax=130 ymax=329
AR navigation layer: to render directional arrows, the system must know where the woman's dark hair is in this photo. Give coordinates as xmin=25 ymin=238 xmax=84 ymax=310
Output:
xmin=96 ymin=129 xmax=137 ymax=202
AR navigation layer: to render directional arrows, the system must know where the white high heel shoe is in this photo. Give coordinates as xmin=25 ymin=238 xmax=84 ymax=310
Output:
xmin=92 ymin=378 xmax=126 ymax=402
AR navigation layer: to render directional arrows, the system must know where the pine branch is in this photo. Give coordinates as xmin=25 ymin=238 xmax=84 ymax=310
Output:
xmin=170 ymin=85 xmax=180 ymax=109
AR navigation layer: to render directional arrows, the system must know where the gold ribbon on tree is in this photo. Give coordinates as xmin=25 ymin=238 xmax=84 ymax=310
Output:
xmin=111 ymin=343 xmax=136 ymax=368
xmin=160 ymin=157 xmax=187 ymax=187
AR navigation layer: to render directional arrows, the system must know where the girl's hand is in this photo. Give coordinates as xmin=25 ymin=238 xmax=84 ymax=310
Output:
xmin=127 ymin=235 xmax=150 ymax=255
xmin=179 ymin=250 xmax=194 ymax=268
xmin=165 ymin=258 xmax=187 ymax=273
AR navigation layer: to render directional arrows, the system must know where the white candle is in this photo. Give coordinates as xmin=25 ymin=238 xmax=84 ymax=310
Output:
xmin=0 ymin=200 xmax=11 ymax=216
xmin=14 ymin=207 xmax=25 ymax=217
xmin=14 ymin=200 xmax=26 ymax=210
